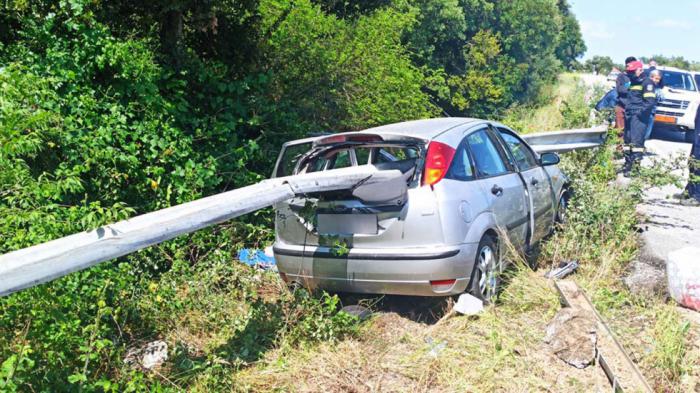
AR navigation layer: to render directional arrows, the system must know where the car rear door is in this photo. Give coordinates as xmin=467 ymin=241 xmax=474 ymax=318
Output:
xmin=273 ymin=134 xmax=427 ymax=249
xmin=272 ymin=137 xmax=319 ymax=178
xmin=464 ymin=127 xmax=529 ymax=249
xmin=494 ymin=126 xmax=554 ymax=243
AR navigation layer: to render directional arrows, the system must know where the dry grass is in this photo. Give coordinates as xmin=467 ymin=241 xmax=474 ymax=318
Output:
xmin=226 ymin=267 xmax=616 ymax=392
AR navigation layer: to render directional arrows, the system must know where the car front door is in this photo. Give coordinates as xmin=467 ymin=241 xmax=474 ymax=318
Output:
xmin=495 ymin=127 xmax=554 ymax=243
xmin=464 ymin=128 xmax=529 ymax=250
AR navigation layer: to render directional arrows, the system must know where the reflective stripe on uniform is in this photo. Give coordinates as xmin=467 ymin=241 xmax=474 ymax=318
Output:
xmin=643 ymin=93 xmax=656 ymax=98
xmin=629 ymin=85 xmax=643 ymax=90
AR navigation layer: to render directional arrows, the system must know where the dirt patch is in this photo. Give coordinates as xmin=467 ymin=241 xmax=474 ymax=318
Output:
xmin=544 ymin=307 xmax=597 ymax=369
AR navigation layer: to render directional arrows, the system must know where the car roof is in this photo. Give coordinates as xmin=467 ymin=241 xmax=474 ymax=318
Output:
xmin=655 ymin=65 xmax=692 ymax=73
xmin=360 ymin=117 xmax=481 ymax=139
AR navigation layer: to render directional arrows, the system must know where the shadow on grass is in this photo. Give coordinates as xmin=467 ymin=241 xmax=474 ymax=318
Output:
xmin=336 ymin=293 xmax=452 ymax=324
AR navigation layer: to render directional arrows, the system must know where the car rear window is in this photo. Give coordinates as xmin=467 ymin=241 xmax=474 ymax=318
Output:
xmin=373 ymin=146 xmax=418 ymax=163
xmin=275 ymin=142 xmax=312 ymax=177
xmin=661 ymin=70 xmax=696 ymax=91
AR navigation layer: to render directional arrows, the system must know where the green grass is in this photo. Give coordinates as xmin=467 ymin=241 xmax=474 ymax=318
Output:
xmin=501 ymin=73 xmax=605 ymax=133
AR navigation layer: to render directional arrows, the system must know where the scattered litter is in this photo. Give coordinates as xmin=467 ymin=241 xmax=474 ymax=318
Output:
xmin=238 ymin=247 xmax=276 ymax=270
xmin=545 ymin=260 xmax=579 ymax=279
xmin=340 ymin=304 xmax=373 ymax=321
xmin=425 ymin=336 xmax=447 ymax=358
xmin=124 ymin=340 xmax=168 ymax=370
xmin=454 ymin=293 xmax=484 ymax=315
xmin=667 ymin=247 xmax=700 ymax=311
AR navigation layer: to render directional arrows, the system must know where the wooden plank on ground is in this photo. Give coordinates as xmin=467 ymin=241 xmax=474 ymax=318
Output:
xmin=555 ymin=280 xmax=653 ymax=393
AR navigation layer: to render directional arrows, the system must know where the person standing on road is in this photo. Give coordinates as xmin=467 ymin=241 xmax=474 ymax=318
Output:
xmin=644 ymin=69 xmax=664 ymax=140
xmin=685 ymin=107 xmax=700 ymax=202
xmin=622 ymin=60 xmax=656 ymax=176
xmin=615 ymin=56 xmax=637 ymax=132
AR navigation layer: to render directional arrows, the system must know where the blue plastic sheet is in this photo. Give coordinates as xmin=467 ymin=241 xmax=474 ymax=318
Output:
xmin=237 ymin=248 xmax=276 ymax=269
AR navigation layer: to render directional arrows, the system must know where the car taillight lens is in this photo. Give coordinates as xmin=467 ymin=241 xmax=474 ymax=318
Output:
xmin=423 ymin=141 xmax=456 ymax=186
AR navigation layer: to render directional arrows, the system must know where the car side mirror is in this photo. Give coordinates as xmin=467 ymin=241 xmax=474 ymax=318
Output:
xmin=539 ymin=152 xmax=560 ymax=166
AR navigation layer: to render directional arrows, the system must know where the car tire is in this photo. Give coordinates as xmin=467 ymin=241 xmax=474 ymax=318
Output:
xmin=685 ymin=130 xmax=696 ymax=144
xmin=468 ymin=234 xmax=500 ymax=304
xmin=555 ymin=190 xmax=570 ymax=226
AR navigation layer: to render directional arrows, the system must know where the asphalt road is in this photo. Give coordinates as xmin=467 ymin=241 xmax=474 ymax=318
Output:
xmin=637 ymin=124 xmax=698 ymax=266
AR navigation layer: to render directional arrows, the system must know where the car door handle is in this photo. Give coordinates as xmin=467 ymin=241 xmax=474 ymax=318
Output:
xmin=491 ymin=184 xmax=503 ymax=197
xmin=530 ymin=178 xmax=539 ymax=186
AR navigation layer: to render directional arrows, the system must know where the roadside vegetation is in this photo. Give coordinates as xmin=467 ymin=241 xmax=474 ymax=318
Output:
xmin=1 ymin=0 xmax=697 ymax=392
xmin=1 ymin=0 xmax=587 ymax=390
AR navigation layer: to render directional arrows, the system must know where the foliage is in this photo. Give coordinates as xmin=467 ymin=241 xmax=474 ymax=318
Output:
xmin=581 ymin=55 xmax=615 ymax=75
xmin=649 ymin=306 xmax=693 ymax=386
xmin=0 ymin=0 xmax=586 ymax=390
xmin=640 ymin=55 xmax=694 ymax=70
xmin=502 ymin=73 xmax=599 ymax=133
xmin=407 ymin=0 xmax=585 ymax=116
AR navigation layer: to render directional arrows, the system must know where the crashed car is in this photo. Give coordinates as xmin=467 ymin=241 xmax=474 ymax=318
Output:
xmin=271 ymin=118 xmax=569 ymax=301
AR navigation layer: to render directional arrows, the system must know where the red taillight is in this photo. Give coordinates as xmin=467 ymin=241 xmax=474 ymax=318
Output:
xmin=423 ymin=141 xmax=456 ymax=186
xmin=430 ymin=279 xmax=456 ymax=287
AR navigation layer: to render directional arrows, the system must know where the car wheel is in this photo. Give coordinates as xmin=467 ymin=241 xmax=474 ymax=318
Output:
xmin=468 ymin=235 xmax=499 ymax=303
xmin=555 ymin=191 xmax=569 ymax=225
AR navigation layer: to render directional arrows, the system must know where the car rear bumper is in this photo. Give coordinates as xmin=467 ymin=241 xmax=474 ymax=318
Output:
xmin=273 ymin=242 xmax=478 ymax=296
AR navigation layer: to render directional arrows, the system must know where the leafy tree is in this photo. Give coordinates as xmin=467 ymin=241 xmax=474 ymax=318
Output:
xmin=554 ymin=0 xmax=586 ymax=69
xmin=583 ymin=55 xmax=615 ymax=75
xmin=641 ymin=55 xmax=692 ymax=70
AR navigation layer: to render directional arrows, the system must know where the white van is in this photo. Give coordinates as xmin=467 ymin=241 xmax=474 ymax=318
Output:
xmin=653 ymin=66 xmax=700 ymax=142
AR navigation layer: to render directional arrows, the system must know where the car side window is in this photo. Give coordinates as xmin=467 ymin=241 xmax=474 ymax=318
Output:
xmin=497 ymin=128 xmax=538 ymax=171
xmin=446 ymin=141 xmax=474 ymax=181
xmin=466 ymin=129 xmax=508 ymax=178
xmin=327 ymin=150 xmax=352 ymax=169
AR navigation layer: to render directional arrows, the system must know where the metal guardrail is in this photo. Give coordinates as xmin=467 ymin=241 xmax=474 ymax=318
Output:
xmin=522 ymin=125 xmax=608 ymax=153
xmin=0 ymin=167 xmax=401 ymax=297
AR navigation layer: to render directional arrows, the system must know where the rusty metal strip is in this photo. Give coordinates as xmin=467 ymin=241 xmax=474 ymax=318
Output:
xmin=554 ymin=280 xmax=653 ymax=393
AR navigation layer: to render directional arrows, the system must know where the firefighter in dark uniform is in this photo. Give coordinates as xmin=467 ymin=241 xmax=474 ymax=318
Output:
xmin=615 ymin=57 xmax=637 ymax=132
xmin=622 ymin=60 xmax=656 ymax=176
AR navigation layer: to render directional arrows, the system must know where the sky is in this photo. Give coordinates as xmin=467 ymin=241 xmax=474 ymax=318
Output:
xmin=570 ymin=0 xmax=700 ymax=63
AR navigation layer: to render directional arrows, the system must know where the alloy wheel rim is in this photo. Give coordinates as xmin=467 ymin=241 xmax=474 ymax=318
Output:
xmin=558 ymin=195 xmax=567 ymax=223
xmin=478 ymin=245 xmax=496 ymax=299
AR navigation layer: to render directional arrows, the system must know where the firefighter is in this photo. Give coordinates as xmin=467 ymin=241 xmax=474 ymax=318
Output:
xmin=615 ymin=56 xmax=637 ymax=132
xmin=622 ymin=60 xmax=656 ymax=177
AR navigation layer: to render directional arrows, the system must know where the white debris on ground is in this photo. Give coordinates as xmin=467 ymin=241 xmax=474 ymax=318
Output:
xmin=453 ymin=293 xmax=484 ymax=315
xmin=124 ymin=340 xmax=169 ymax=370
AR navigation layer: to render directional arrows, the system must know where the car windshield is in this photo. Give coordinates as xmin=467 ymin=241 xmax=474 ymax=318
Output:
xmin=661 ymin=70 xmax=696 ymax=91
xmin=694 ymin=74 xmax=700 ymax=91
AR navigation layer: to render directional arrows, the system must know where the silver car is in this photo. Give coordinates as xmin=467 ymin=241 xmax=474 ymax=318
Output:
xmin=271 ymin=118 xmax=568 ymax=301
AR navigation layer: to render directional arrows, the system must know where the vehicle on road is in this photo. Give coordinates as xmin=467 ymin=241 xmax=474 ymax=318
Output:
xmin=606 ymin=69 xmax=620 ymax=82
xmin=652 ymin=66 xmax=700 ymax=142
xmin=271 ymin=118 xmax=569 ymax=301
